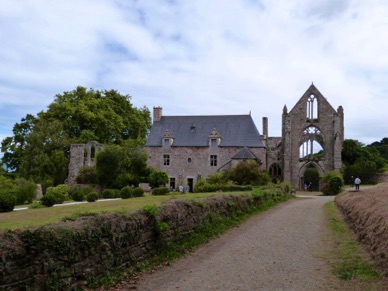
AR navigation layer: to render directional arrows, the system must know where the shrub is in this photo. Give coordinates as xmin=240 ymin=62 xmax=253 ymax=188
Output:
xmin=14 ymin=178 xmax=37 ymax=204
xmin=0 ymin=192 xmax=16 ymax=212
xmin=71 ymin=190 xmax=85 ymax=202
xmin=76 ymin=165 xmax=98 ymax=184
xmin=41 ymin=193 xmax=57 ymax=207
xmin=152 ymin=187 xmax=170 ymax=196
xmin=120 ymin=186 xmax=133 ymax=199
xmin=321 ymin=171 xmax=343 ymax=195
xmin=86 ymin=192 xmax=99 ymax=202
xmin=45 ymin=184 xmax=69 ymax=203
xmin=101 ymin=189 xmax=117 ymax=199
xmin=132 ymin=187 xmax=144 ymax=197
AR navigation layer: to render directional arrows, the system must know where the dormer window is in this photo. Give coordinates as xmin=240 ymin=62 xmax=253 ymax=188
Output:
xmin=209 ymin=128 xmax=221 ymax=148
xmin=162 ymin=130 xmax=174 ymax=147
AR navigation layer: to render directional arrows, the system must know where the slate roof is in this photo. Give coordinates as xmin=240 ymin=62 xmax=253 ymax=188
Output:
xmin=231 ymin=147 xmax=259 ymax=159
xmin=145 ymin=114 xmax=265 ymax=147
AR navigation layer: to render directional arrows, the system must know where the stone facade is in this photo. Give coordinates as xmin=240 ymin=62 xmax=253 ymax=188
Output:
xmin=67 ymin=141 xmax=104 ymax=184
xmin=146 ymin=84 xmax=344 ymax=190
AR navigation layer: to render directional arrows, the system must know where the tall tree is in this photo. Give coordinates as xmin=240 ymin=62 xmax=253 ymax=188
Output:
xmin=1 ymin=87 xmax=151 ymax=185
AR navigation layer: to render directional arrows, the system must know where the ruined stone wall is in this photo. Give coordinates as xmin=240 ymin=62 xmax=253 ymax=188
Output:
xmin=281 ymin=85 xmax=344 ymax=189
xmin=145 ymin=146 xmax=266 ymax=188
xmin=0 ymin=193 xmax=290 ymax=290
xmin=67 ymin=141 xmax=104 ymax=184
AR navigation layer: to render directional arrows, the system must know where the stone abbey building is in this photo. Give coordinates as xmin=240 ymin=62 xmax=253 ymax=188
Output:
xmin=145 ymin=84 xmax=344 ymax=191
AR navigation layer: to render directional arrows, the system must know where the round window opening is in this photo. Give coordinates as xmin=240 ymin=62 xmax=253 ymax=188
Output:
xmin=187 ymin=157 xmax=192 ymax=163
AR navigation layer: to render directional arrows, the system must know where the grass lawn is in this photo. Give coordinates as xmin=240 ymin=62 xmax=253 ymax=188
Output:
xmin=0 ymin=192 xmax=246 ymax=230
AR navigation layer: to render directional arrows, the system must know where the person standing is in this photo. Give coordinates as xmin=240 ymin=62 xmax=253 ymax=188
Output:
xmin=354 ymin=177 xmax=361 ymax=191
xmin=350 ymin=176 xmax=355 ymax=188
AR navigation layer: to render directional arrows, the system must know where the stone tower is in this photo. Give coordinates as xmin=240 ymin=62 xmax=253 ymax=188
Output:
xmin=280 ymin=84 xmax=344 ymax=189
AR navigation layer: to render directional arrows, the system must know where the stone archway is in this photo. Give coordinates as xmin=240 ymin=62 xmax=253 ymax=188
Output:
xmin=299 ymin=161 xmax=325 ymax=191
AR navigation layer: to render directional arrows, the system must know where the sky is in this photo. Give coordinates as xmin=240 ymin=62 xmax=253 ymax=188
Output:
xmin=0 ymin=0 xmax=387 ymax=149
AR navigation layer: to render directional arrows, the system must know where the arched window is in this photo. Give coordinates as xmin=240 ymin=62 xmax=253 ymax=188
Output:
xmin=307 ymin=94 xmax=318 ymax=120
xmin=299 ymin=126 xmax=324 ymax=159
xmin=269 ymin=163 xmax=282 ymax=177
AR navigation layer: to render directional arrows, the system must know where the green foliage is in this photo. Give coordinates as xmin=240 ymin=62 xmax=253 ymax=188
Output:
xmin=342 ymin=139 xmax=385 ymax=184
xmin=71 ymin=190 xmax=85 ymax=202
xmin=132 ymin=187 xmax=144 ymax=197
xmin=152 ymin=187 xmax=170 ymax=196
xmin=143 ymin=204 xmax=158 ymax=218
xmin=303 ymin=166 xmax=320 ymax=191
xmin=0 ymin=192 xmax=16 ymax=212
xmin=222 ymin=160 xmax=270 ymax=186
xmin=96 ymin=145 xmax=149 ymax=188
xmin=321 ymin=172 xmax=343 ymax=195
xmin=206 ymin=172 xmax=225 ymax=185
xmin=120 ymin=186 xmax=133 ymax=199
xmin=1 ymin=87 xmax=151 ymax=185
xmin=86 ymin=192 xmax=99 ymax=202
xmin=325 ymin=202 xmax=382 ymax=283
xmin=40 ymin=193 xmax=57 ymax=207
xmin=207 ymin=160 xmax=270 ymax=186
xmin=29 ymin=200 xmax=44 ymax=209
xmin=194 ymin=183 xmax=253 ymax=193
xmin=149 ymin=169 xmax=169 ymax=188
xmin=101 ymin=189 xmax=116 ymax=199
xmin=45 ymin=184 xmax=70 ymax=203
xmin=76 ymin=166 xmax=98 ymax=184
xmin=13 ymin=178 xmax=37 ymax=204
xmin=368 ymin=137 xmax=388 ymax=161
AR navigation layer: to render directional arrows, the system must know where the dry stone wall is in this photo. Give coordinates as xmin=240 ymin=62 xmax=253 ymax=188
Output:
xmin=0 ymin=192 xmax=290 ymax=290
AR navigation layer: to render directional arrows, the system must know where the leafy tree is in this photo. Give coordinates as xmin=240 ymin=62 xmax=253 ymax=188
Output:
xmin=0 ymin=176 xmax=16 ymax=212
xmin=76 ymin=166 xmax=98 ymax=184
xmin=1 ymin=87 xmax=151 ymax=185
xmin=149 ymin=169 xmax=169 ymax=188
xmin=1 ymin=114 xmax=36 ymax=172
xmin=96 ymin=145 xmax=149 ymax=188
xmin=368 ymin=137 xmax=388 ymax=161
xmin=342 ymin=139 xmax=385 ymax=184
xmin=14 ymin=178 xmax=37 ymax=204
xmin=214 ymin=160 xmax=270 ymax=186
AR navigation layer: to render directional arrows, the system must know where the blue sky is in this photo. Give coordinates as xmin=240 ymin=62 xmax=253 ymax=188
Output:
xmin=0 ymin=0 xmax=387 ymax=148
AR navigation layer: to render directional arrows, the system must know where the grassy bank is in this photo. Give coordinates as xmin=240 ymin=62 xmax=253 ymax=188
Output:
xmin=0 ymin=192 xmax=243 ymax=230
xmin=324 ymin=201 xmax=384 ymax=289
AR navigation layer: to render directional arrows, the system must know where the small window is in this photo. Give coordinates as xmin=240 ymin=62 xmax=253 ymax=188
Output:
xmin=163 ymin=139 xmax=170 ymax=147
xmin=187 ymin=157 xmax=192 ymax=163
xmin=211 ymin=138 xmax=217 ymax=148
xmin=163 ymin=154 xmax=170 ymax=166
xmin=210 ymin=155 xmax=217 ymax=166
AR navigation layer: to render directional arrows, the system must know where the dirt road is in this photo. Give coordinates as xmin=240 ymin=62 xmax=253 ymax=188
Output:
xmin=130 ymin=195 xmax=345 ymax=291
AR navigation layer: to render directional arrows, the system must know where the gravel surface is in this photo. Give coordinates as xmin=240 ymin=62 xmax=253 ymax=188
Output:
xmin=130 ymin=195 xmax=345 ymax=291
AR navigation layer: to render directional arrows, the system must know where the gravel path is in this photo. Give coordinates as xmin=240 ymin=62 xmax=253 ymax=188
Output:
xmin=130 ymin=195 xmax=344 ymax=291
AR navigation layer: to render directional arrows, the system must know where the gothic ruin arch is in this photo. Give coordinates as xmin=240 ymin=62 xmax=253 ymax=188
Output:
xmin=279 ymin=84 xmax=344 ymax=190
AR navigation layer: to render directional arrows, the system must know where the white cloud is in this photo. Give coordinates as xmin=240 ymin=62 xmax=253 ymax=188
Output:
xmin=0 ymin=0 xmax=387 ymax=148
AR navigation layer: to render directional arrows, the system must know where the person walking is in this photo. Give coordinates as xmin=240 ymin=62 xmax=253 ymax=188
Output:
xmin=354 ymin=177 xmax=361 ymax=191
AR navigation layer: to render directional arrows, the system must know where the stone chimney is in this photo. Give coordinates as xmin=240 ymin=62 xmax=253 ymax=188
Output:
xmin=153 ymin=107 xmax=162 ymax=122
xmin=262 ymin=117 xmax=268 ymax=140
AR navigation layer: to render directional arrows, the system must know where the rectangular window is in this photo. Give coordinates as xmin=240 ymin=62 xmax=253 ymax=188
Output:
xmin=210 ymin=155 xmax=217 ymax=166
xmin=211 ymin=138 xmax=217 ymax=148
xmin=170 ymin=178 xmax=176 ymax=190
xmin=163 ymin=154 xmax=170 ymax=166
xmin=163 ymin=139 xmax=170 ymax=147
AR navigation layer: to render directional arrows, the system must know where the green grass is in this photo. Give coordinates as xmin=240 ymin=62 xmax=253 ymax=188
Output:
xmin=89 ymin=194 xmax=291 ymax=289
xmin=0 ymin=192 xmax=248 ymax=230
xmin=324 ymin=202 xmax=382 ymax=284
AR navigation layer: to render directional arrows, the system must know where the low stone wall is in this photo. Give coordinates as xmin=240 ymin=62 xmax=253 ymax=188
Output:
xmin=335 ymin=184 xmax=388 ymax=277
xmin=0 ymin=192 xmax=290 ymax=290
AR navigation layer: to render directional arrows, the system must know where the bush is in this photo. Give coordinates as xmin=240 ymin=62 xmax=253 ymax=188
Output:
xmin=120 ymin=186 xmax=133 ymax=199
xmin=321 ymin=171 xmax=343 ymax=195
xmin=0 ymin=192 xmax=16 ymax=212
xmin=86 ymin=192 xmax=99 ymax=202
xmin=152 ymin=187 xmax=170 ymax=195
xmin=41 ymin=193 xmax=57 ymax=207
xmin=101 ymin=189 xmax=118 ymax=199
xmin=76 ymin=165 xmax=98 ymax=184
xmin=132 ymin=187 xmax=144 ymax=197
xmin=45 ymin=184 xmax=69 ymax=203
xmin=14 ymin=178 xmax=37 ymax=204
xmin=71 ymin=190 xmax=85 ymax=202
